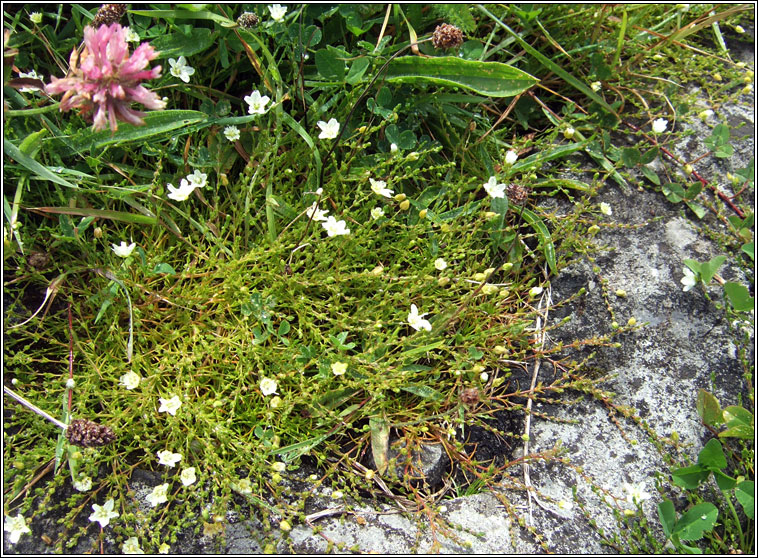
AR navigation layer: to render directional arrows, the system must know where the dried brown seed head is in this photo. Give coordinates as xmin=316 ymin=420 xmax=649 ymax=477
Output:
xmin=91 ymin=4 xmax=127 ymax=27
xmin=237 ymin=12 xmax=260 ymax=29
xmin=66 ymin=419 xmax=116 ymax=448
xmin=507 ymin=183 xmax=530 ymax=206
xmin=432 ymin=23 xmax=464 ymax=50
xmin=460 ymin=387 xmax=480 ymax=407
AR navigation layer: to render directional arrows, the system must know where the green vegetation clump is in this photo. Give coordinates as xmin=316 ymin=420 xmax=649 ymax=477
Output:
xmin=3 ymin=3 xmax=753 ymax=554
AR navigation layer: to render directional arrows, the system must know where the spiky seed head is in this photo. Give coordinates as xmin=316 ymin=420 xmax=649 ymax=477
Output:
xmin=507 ymin=183 xmax=530 ymax=206
xmin=236 ymin=12 xmax=260 ymax=29
xmin=91 ymin=4 xmax=127 ymax=27
xmin=432 ymin=23 xmax=464 ymax=49
xmin=66 ymin=419 xmax=116 ymax=448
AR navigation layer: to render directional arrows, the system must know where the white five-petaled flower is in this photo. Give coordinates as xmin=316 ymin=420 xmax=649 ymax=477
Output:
xmin=167 ymin=179 xmax=196 ymax=202
xmin=370 ymin=178 xmax=394 ymax=198
xmin=180 ymin=467 xmax=197 ymax=486
xmin=268 ymin=4 xmax=288 ymax=22
xmin=505 ymin=150 xmax=518 ymax=165
xmin=483 ymin=176 xmax=506 ymax=199
xmin=622 ymin=482 xmax=652 ymax=505
xmin=590 ymin=81 xmax=602 ymax=92
xmin=73 ymin=476 xmax=93 ymax=492
xmin=317 ymin=118 xmax=340 ymax=139
xmin=235 ymin=478 xmax=253 ymax=494
xmin=4 ymin=514 xmax=31 ymax=544
xmin=186 ymin=170 xmax=208 ymax=189
xmin=434 ymin=258 xmax=447 ymax=271
xmin=371 ymin=207 xmax=385 ymax=220
xmin=158 ymin=542 xmax=171 ymax=554
xmin=29 ymin=12 xmax=42 ymax=24
xmin=146 ymin=483 xmax=170 ymax=507
xmin=88 ymin=498 xmax=120 ymax=528
xmin=157 ymin=450 xmax=182 ymax=468
xmin=322 ymin=215 xmax=350 ymax=237
xmin=408 ymin=304 xmax=432 ymax=332
xmin=652 ymin=118 xmax=668 ymax=134
xmin=158 ymin=395 xmax=182 ymax=416
xmin=244 ymin=90 xmax=270 ymax=115
xmin=599 ymin=202 xmax=612 ymax=216
xmin=681 ymin=267 xmax=697 ymax=292
xmin=224 ymin=126 xmax=241 ymax=142
xmin=529 ymin=286 xmax=543 ymax=297
xmin=260 ymin=377 xmax=278 ymax=396
xmin=331 ymin=362 xmax=348 ymax=376
xmin=112 ymin=241 xmax=136 ymax=258
xmin=122 ymin=536 xmax=144 ymax=554
xmin=168 ymin=56 xmax=195 ymax=83
xmin=306 ymin=202 xmax=329 ymax=222
xmin=119 ymin=370 xmax=140 ymax=390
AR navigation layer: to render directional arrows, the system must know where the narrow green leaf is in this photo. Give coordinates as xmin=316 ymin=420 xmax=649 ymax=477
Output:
xmin=479 ymin=5 xmax=619 ymax=118
xmin=4 ymin=141 xmax=78 ymax=188
xmin=280 ymin=112 xmax=321 ymax=177
xmin=369 ymin=416 xmax=390 ymax=475
xmin=401 ymin=385 xmax=444 ymax=401
xmin=31 ymin=207 xmax=158 ymax=226
xmin=542 ymin=110 xmax=629 ymax=191
xmin=512 ymin=141 xmax=589 ymax=172
xmin=18 ymin=129 xmax=48 ymax=157
xmin=149 ymin=28 xmax=215 ymax=58
xmin=658 ymin=500 xmax=676 ymax=538
xmin=673 ymin=502 xmax=718 ymax=541
xmin=385 ymin=56 xmax=538 ymax=98
xmin=129 ymin=9 xmax=235 ymax=27
xmin=521 ymin=208 xmax=557 ymax=275
xmin=70 ymin=110 xmax=207 ymax=152
xmin=273 ymin=432 xmax=331 ymax=459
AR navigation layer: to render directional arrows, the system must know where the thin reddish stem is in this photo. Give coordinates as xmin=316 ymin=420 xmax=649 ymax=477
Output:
xmin=623 ymin=120 xmax=745 ymax=219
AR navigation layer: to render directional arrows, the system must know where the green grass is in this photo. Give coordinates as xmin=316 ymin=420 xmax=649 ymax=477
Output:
xmin=3 ymin=3 xmax=753 ymax=554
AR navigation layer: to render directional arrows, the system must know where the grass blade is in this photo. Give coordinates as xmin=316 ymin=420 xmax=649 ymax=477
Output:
xmin=4 ymin=141 xmax=78 ymax=188
xmin=477 ymin=5 xmax=619 ymax=119
xmin=521 ymin=208 xmax=557 ymax=276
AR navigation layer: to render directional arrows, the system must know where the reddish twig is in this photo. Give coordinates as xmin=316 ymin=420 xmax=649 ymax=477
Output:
xmin=623 ymin=120 xmax=745 ymax=219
